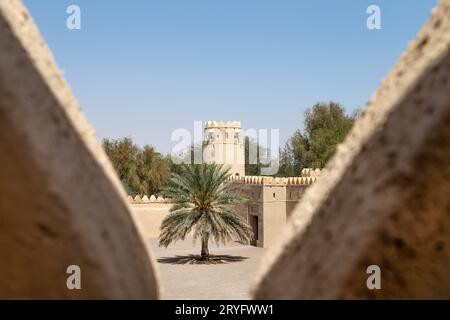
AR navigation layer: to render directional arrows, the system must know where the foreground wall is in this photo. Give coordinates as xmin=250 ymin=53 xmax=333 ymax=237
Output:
xmin=253 ymin=0 xmax=450 ymax=299
xmin=0 ymin=0 xmax=158 ymax=299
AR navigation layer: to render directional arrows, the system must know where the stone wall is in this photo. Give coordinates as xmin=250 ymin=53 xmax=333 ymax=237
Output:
xmin=0 ymin=0 xmax=159 ymax=299
xmin=131 ymin=203 xmax=172 ymax=239
xmin=252 ymin=0 xmax=450 ymax=299
xmin=128 ymin=170 xmax=320 ymax=248
xmin=2 ymin=0 xmax=450 ymax=300
xmin=232 ymin=176 xmax=314 ymax=248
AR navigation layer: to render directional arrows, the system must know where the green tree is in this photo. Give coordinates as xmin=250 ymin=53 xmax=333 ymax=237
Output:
xmin=135 ymin=145 xmax=170 ymax=196
xmin=102 ymin=137 xmax=171 ymax=196
xmin=102 ymin=137 xmax=139 ymax=194
xmin=159 ymin=164 xmax=253 ymax=261
xmin=278 ymin=102 xmax=357 ymax=176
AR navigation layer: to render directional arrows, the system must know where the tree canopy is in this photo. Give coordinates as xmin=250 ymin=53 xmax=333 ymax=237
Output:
xmin=245 ymin=136 xmax=268 ymax=176
xmin=278 ymin=102 xmax=357 ymax=176
xmin=102 ymin=137 xmax=170 ymax=196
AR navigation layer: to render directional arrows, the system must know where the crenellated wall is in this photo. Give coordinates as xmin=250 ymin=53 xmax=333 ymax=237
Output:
xmin=0 ymin=0 xmax=159 ymax=299
xmin=253 ymin=0 xmax=450 ymax=299
xmin=127 ymin=169 xmax=321 ymax=246
xmin=126 ymin=196 xmax=172 ymax=238
xmin=225 ymin=169 xmax=321 ymax=248
xmin=127 ymin=195 xmax=169 ymax=204
xmin=227 ymin=175 xmax=318 ymax=186
xmin=3 ymin=0 xmax=450 ymax=300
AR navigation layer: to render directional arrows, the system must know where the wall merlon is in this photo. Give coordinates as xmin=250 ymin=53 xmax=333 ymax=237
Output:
xmin=226 ymin=174 xmax=318 ymax=186
xmin=204 ymin=120 xmax=242 ymax=129
xmin=300 ymin=168 xmax=322 ymax=177
xmin=129 ymin=195 xmax=170 ymax=204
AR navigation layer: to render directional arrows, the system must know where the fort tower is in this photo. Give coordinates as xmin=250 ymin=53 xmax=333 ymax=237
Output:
xmin=202 ymin=121 xmax=245 ymax=176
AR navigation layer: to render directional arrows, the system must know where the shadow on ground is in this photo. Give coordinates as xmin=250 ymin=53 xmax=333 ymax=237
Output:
xmin=157 ymin=254 xmax=249 ymax=265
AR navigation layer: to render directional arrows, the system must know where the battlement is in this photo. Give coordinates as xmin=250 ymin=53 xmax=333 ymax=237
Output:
xmin=3 ymin=0 xmax=450 ymax=299
xmin=226 ymin=175 xmax=317 ymax=186
xmin=129 ymin=169 xmax=322 ymax=204
xmin=300 ymin=168 xmax=322 ymax=177
xmin=204 ymin=121 xmax=242 ymax=129
xmin=226 ymin=168 xmax=322 ymax=186
xmin=127 ymin=195 xmax=170 ymax=204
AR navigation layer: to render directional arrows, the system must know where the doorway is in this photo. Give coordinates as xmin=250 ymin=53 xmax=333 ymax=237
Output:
xmin=250 ymin=215 xmax=259 ymax=246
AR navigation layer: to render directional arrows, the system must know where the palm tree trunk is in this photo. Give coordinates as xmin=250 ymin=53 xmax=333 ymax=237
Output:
xmin=201 ymin=233 xmax=210 ymax=260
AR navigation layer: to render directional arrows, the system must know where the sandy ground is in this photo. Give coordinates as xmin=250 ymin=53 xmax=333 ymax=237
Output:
xmin=149 ymin=237 xmax=266 ymax=300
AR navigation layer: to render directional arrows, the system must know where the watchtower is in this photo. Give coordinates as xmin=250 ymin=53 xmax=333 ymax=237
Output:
xmin=203 ymin=121 xmax=245 ymax=176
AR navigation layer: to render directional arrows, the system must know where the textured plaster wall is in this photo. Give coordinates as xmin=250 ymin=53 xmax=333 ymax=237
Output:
xmin=253 ymin=0 xmax=450 ymax=299
xmin=132 ymin=203 xmax=171 ymax=239
xmin=0 ymin=0 xmax=159 ymax=299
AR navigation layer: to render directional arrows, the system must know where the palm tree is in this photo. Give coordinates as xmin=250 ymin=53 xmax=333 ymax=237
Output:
xmin=159 ymin=163 xmax=253 ymax=261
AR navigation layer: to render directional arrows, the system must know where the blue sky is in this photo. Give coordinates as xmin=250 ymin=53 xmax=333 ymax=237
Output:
xmin=24 ymin=0 xmax=437 ymax=154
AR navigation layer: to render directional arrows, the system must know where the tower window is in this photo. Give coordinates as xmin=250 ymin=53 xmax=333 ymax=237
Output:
xmin=273 ymin=193 xmax=276 ymax=199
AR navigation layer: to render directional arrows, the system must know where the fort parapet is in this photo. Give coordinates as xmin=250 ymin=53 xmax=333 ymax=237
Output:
xmin=226 ymin=175 xmax=317 ymax=185
xmin=224 ymin=168 xmax=322 ymax=247
xmin=128 ymin=169 xmax=322 ymax=248
xmin=128 ymin=195 xmax=169 ymax=204
xmin=2 ymin=0 xmax=450 ymax=299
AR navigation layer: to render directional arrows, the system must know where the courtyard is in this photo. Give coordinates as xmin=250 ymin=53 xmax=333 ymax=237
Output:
xmin=149 ymin=237 xmax=266 ymax=300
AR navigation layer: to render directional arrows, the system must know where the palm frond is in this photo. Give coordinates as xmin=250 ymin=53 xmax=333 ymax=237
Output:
xmin=158 ymin=163 xmax=253 ymax=249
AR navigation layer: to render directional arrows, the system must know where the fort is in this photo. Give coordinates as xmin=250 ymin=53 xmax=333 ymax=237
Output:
xmin=129 ymin=120 xmax=320 ymax=248
xmin=1 ymin=0 xmax=450 ymax=299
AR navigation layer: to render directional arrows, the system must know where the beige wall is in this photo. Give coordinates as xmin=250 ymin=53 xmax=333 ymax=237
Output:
xmin=286 ymin=186 xmax=308 ymax=218
xmin=0 ymin=0 xmax=159 ymax=298
xmin=131 ymin=203 xmax=172 ymax=239
xmin=260 ymin=186 xmax=287 ymax=248
xmin=237 ymin=183 xmax=306 ymax=248
xmin=3 ymin=0 xmax=448 ymax=300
